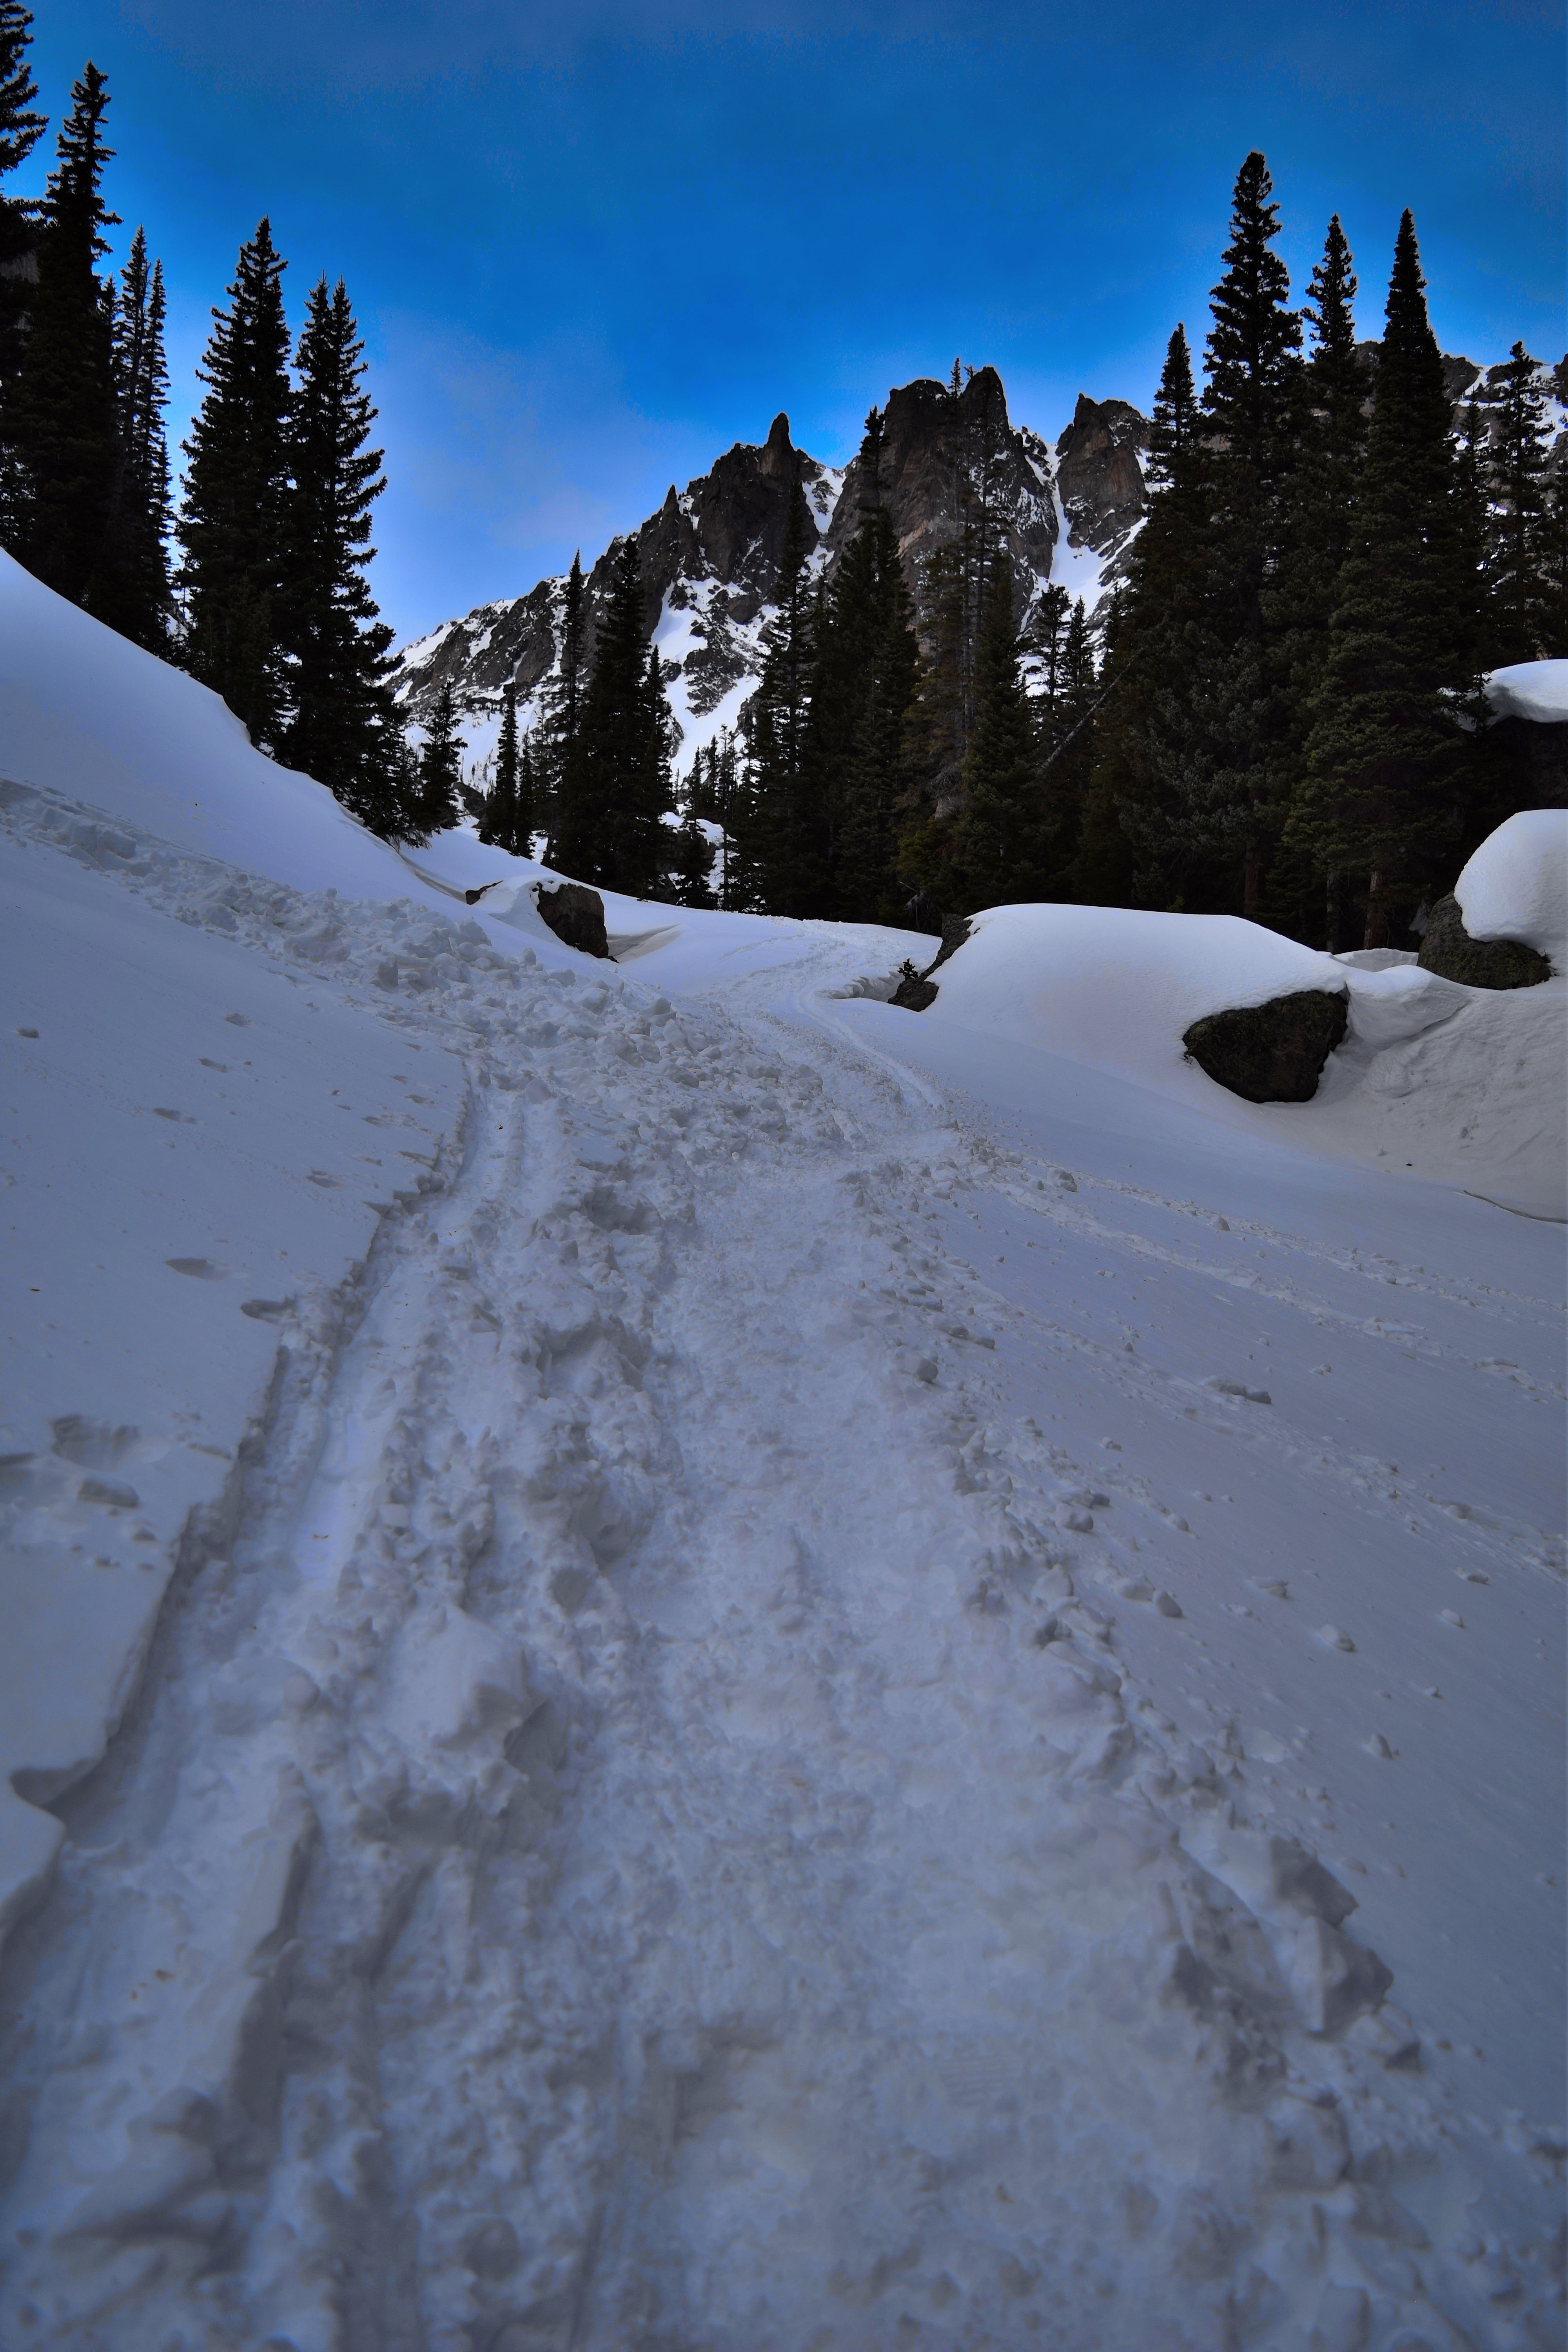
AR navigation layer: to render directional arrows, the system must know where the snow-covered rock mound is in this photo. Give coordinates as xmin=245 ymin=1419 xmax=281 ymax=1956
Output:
xmin=1454 ymin=805 xmax=1567 ymax=964
xmin=918 ymin=884 xmax=1564 ymax=1212
xmin=918 ymin=904 xmax=1345 ymax=1100
xmin=1484 ymin=658 xmax=1568 ymax=727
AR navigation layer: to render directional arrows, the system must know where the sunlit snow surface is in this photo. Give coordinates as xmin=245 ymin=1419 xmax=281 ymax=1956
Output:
xmin=1 ymin=556 xmax=1565 ymax=2350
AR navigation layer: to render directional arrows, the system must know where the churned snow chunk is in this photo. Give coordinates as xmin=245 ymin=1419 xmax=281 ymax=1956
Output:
xmin=1453 ymin=808 xmax=1567 ymax=964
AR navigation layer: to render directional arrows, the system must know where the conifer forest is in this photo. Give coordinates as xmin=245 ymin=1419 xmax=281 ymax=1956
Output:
xmin=1 ymin=6 xmax=1562 ymax=948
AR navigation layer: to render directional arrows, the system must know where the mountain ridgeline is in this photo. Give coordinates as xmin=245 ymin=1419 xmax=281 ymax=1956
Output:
xmin=392 ymin=367 xmax=1138 ymax=736
xmin=396 ymin=192 xmax=1566 ymax=953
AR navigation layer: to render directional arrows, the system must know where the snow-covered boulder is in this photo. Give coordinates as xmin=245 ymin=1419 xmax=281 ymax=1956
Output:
xmin=1454 ymin=808 xmax=1566 ymax=964
xmin=920 ymin=904 xmax=1349 ymax=1102
xmin=1484 ymin=661 xmax=1568 ymax=727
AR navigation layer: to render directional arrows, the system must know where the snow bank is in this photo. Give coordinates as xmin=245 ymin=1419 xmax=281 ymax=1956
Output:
xmin=0 ymin=552 xmax=436 ymax=905
xmin=1485 ymin=657 xmax=1568 ymax=726
xmin=1454 ymin=806 xmax=1568 ymax=964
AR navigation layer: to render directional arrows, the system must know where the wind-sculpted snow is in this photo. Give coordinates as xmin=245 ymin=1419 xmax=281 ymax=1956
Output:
xmin=0 ymin=738 xmax=1563 ymax=2339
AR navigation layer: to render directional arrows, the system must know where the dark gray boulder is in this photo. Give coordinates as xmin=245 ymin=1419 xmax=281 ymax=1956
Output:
xmin=1183 ymin=990 xmax=1349 ymax=1104
xmin=533 ymin=880 xmax=610 ymax=960
xmin=1416 ymin=893 xmax=1552 ymax=989
xmin=889 ymin=915 xmax=971 ymax=1011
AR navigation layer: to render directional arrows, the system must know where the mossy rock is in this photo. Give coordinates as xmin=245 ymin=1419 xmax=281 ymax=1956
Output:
xmin=533 ymin=880 xmax=610 ymax=960
xmin=1183 ymin=989 xmax=1349 ymax=1104
xmin=1417 ymin=893 xmax=1551 ymax=989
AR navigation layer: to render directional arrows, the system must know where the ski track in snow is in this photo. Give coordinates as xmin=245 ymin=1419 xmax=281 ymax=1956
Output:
xmin=0 ymin=786 xmax=1564 ymax=2350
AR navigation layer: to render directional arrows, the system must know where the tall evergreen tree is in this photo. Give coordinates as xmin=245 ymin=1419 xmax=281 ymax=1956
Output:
xmin=744 ymin=480 xmax=818 ymax=913
xmin=1538 ymin=465 xmax=1568 ymax=662
xmin=1275 ymin=215 xmax=1369 ymax=945
xmin=1202 ymin=151 xmax=1302 ymax=485
xmin=1035 ymin=594 xmax=1097 ymax=891
xmin=4 ymin=63 xmax=118 ymax=604
xmin=1083 ymin=323 xmax=1210 ymax=910
xmin=1291 ymin=212 xmax=1477 ymax=944
xmin=99 ymin=226 xmax=173 ymax=648
xmin=412 ymin=679 xmax=465 ymax=843
xmin=1483 ymin=343 xmax=1552 ymax=665
xmin=542 ymin=551 xmax=586 ymax=847
xmin=277 ymin=275 xmax=405 ymax=831
xmin=949 ymin=557 xmax=1038 ymax=910
xmin=0 ymin=0 xmax=47 ymax=534
xmin=555 ymin=538 xmax=671 ymax=893
xmin=481 ymin=682 xmax=526 ymax=849
xmin=177 ymin=218 xmax=292 ymax=744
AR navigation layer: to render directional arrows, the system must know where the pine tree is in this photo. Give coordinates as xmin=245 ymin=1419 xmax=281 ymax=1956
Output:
xmin=556 ymin=538 xmax=671 ymax=893
xmin=177 ymin=219 xmax=292 ymax=745
xmin=1538 ymin=466 xmax=1568 ymax=661
xmin=1145 ymin=320 xmax=1199 ymax=487
xmin=744 ymin=480 xmax=818 ymax=913
xmin=1292 ymin=212 xmax=1477 ymax=944
xmin=949 ymin=557 xmax=1038 ymax=910
xmin=99 ymin=227 xmax=173 ymax=648
xmin=481 ymin=681 xmax=519 ymax=846
xmin=1483 ymin=343 xmax=1552 ymax=665
xmin=1274 ymin=215 xmax=1369 ymax=945
xmin=670 ymin=801 xmax=717 ymax=907
xmin=4 ymin=63 xmax=118 ymax=604
xmin=0 ymin=0 xmax=47 ymax=535
xmin=1034 ymin=594 xmax=1097 ymax=890
xmin=1085 ymin=323 xmax=1212 ymax=909
xmin=277 ymin=275 xmax=404 ymax=831
xmin=542 ymin=551 xmax=586 ymax=847
xmin=1202 ymin=151 xmax=1302 ymax=485
xmin=412 ymin=679 xmax=464 ymax=843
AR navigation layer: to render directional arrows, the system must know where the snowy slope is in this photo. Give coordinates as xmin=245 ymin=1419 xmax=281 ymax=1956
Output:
xmin=0 ymin=561 xmax=1563 ymax=2351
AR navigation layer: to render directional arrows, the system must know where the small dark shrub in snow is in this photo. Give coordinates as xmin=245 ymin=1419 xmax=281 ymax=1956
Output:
xmin=1183 ymin=989 xmax=1348 ymax=1103
xmin=1417 ymin=893 xmax=1552 ymax=989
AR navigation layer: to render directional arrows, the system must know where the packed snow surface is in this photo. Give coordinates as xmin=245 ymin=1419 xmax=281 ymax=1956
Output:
xmin=1453 ymin=805 xmax=1567 ymax=965
xmin=1 ymin=561 xmax=1564 ymax=2351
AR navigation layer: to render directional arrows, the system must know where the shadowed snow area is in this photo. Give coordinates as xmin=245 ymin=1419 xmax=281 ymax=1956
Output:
xmin=1 ymin=556 xmax=1564 ymax=2350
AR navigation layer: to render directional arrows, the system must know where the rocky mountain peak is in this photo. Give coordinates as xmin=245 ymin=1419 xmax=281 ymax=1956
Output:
xmin=1055 ymin=394 xmax=1150 ymax=580
xmin=390 ymin=365 xmax=1156 ymax=779
xmin=823 ymin=365 xmax=1062 ymax=608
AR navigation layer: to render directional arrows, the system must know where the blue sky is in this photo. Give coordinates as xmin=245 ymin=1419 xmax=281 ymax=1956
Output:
xmin=16 ymin=0 xmax=1566 ymax=645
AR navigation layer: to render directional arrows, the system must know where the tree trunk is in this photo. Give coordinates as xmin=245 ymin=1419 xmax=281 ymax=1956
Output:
xmin=1242 ymin=837 xmax=1266 ymax=922
xmin=1363 ymin=867 xmax=1393 ymax=949
xmin=1325 ymin=869 xmax=1348 ymax=953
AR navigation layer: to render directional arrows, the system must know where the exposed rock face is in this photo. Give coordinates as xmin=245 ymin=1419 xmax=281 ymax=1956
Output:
xmin=889 ymin=915 xmax=972 ymax=1010
xmin=395 ymin=414 xmax=838 ymax=728
xmin=822 ymin=367 xmax=1058 ymax=612
xmin=532 ymin=880 xmax=610 ymax=960
xmin=1055 ymin=394 xmax=1151 ymax=584
xmin=1183 ymin=991 xmax=1349 ymax=1103
xmin=1417 ymin=894 xmax=1552 ymax=989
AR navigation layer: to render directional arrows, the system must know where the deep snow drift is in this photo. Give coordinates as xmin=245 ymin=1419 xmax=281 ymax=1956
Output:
xmin=1 ymin=562 xmax=1564 ymax=2352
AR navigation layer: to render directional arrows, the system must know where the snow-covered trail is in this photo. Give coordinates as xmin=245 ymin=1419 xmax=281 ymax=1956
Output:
xmin=3 ymin=911 xmax=1561 ymax=2351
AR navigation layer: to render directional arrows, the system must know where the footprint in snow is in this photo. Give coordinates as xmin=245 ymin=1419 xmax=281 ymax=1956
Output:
xmin=1253 ymin=1578 xmax=1290 ymax=1600
xmin=165 ymin=1256 xmax=225 ymax=1280
xmin=1316 ymin=1624 xmax=1356 ymax=1651
xmin=1207 ymin=1376 xmax=1272 ymax=1405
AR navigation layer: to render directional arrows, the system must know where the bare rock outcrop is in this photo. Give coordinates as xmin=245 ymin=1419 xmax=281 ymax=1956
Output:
xmin=533 ymin=880 xmax=610 ymax=960
xmin=1183 ymin=991 xmax=1349 ymax=1103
